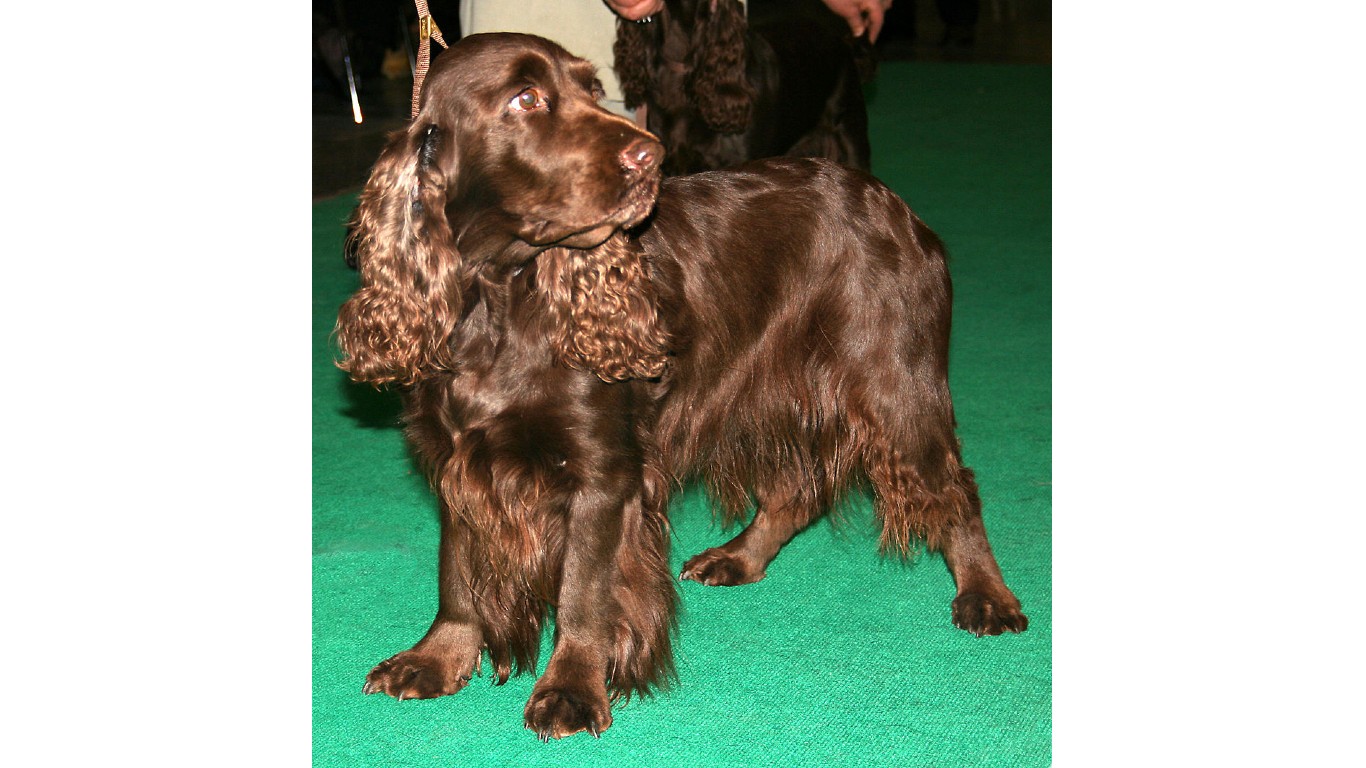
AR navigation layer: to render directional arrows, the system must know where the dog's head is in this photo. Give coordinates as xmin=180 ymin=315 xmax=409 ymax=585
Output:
xmin=337 ymin=33 xmax=668 ymax=386
xmin=373 ymin=33 xmax=663 ymax=255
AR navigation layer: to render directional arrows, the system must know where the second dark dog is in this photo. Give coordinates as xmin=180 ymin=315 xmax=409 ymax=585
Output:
xmin=614 ymin=0 xmax=873 ymax=174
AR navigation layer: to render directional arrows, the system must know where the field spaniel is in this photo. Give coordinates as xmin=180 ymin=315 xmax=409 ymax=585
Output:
xmin=336 ymin=32 xmax=1025 ymax=741
xmin=613 ymin=0 xmax=873 ymax=174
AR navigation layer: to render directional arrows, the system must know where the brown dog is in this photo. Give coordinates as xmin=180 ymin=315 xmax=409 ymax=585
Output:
xmin=337 ymin=32 xmax=1025 ymax=741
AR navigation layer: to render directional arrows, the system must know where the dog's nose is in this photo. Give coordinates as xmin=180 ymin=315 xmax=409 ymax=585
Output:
xmin=621 ymin=137 xmax=663 ymax=175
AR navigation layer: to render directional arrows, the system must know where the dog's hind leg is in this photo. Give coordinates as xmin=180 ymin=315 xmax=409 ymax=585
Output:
xmin=937 ymin=466 xmax=1029 ymax=636
xmin=680 ymin=472 xmax=824 ymax=586
xmin=868 ymin=430 xmax=1028 ymax=637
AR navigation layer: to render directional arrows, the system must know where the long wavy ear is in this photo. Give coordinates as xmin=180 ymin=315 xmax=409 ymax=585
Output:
xmin=690 ymin=0 xmax=754 ymax=133
xmin=613 ymin=15 xmax=656 ymax=111
xmin=537 ymin=234 xmax=670 ymax=382
xmin=336 ymin=123 xmax=464 ymax=387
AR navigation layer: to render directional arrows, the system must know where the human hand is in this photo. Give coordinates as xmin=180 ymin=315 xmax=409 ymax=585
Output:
xmin=603 ymin=0 xmax=666 ymax=22
xmin=821 ymin=0 xmax=893 ymax=43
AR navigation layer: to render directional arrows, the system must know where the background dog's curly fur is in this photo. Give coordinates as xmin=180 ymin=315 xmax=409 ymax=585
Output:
xmin=613 ymin=0 xmax=873 ymax=174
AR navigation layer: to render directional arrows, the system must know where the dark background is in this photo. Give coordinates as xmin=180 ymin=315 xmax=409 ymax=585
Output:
xmin=311 ymin=0 xmax=1052 ymax=199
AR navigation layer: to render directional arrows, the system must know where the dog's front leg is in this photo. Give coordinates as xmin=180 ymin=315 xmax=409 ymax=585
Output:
xmin=363 ymin=506 xmax=485 ymax=700
xmin=523 ymin=485 xmax=631 ymax=741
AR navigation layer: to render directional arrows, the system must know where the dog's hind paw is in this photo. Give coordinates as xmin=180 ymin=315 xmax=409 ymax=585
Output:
xmin=680 ymin=547 xmax=766 ymax=586
xmin=951 ymin=591 xmax=1028 ymax=637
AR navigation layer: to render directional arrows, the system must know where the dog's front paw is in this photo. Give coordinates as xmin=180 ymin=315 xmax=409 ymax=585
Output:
xmin=680 ymin=547 xmax=765 ymax=586
xmin=951 ymin=591 xmax=1028 ymax=637
xmin=524 ymin=685 xmax=612 ymax=741
xmin=363 ymin=649 xmax=477 ymax=700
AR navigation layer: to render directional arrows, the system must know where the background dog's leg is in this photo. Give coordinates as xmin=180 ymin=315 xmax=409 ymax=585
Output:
xmin=680 ymin=474 xmax=821 ymax=586
xmin=363 ymin=511 xmax=485 ymax=700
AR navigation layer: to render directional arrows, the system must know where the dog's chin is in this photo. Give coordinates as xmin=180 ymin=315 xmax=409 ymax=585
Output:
xmin=552 ymin=224 xmax=619 ymax=249
xmin=616 ymin=173 xmax=661 ymax=228
xmin=525 ymin=176 xmax=660 ymax=249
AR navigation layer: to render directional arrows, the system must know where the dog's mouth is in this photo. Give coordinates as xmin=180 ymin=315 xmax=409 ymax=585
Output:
xmin=613 ymin=172 xmax=661 ymax=230
xmin=525 ymin=173 xmax=660 ymax=249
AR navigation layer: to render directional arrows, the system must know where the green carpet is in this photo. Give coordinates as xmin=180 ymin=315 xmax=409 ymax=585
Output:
xmin=313 ymin=60 xmax=1050 ymax=766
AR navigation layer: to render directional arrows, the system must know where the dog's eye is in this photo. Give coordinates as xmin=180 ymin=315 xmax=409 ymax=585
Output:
xmin=510 ymin=87 xmax=547 ymax=112
xmin=590 ymin=78 xmax=606 ymax=101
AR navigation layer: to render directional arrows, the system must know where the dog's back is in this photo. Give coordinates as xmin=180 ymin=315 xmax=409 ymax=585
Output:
xmin=641 ymin=157 xmax=949 ymax=519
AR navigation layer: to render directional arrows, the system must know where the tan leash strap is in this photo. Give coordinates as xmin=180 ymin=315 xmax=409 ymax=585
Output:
xmin=411 ymin=0 xmax=449 ymax=119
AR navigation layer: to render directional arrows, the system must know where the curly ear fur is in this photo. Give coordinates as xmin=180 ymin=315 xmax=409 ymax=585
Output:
xmin=336 ymin=124 xmax=465 ymax=387
xmin=538 ymin=234 xmax=670 ymax=382
xmin=613 ymin=17 xmax=654 ymax=111
xmin=690 ymin=0 xmax=754 ymax=133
